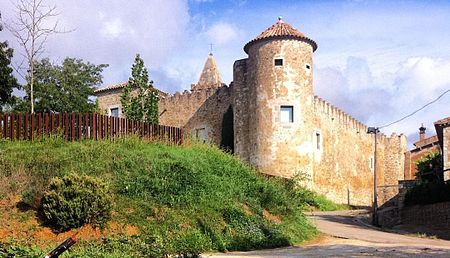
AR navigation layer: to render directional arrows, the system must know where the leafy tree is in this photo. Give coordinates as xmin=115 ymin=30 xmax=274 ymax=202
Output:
xmin=0 ymin=12 xmax=19 ymax=111
xmin=121 ymin=54 xmax=159 ymax=123
xmin=415 ymin=151 xmax=443 ymax=183
xmin=15 ymin=58 xmax=108 ymax=112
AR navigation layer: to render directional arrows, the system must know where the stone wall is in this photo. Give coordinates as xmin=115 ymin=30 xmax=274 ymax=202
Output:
xmin=444 ymin=127 xmax=450 ymax=180
xmin=96 ymin=88 xmax=123 ymax=116
xmin=312 ymin=96 xmax=407 ymax=206
xmin=312 ymin=96 xmax=373 ymax=205
xmin=378 ymin=134 xmax=408 ymax=205
xmin=401 ymin=201 xmax=450 ymax=228
xmin=233 ymin=59 xmax=250 ymax=160
xmin=184 ymin=86 xmax=233 ymax=148
xmin=159 ymin=89 xmax=218 ymax=128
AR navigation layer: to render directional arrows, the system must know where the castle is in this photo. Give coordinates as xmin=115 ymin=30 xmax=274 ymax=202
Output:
xmin=95 ymin=18 xmax=407 ymax=206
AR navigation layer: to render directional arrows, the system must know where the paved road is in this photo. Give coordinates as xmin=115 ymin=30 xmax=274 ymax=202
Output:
xmin=308 ymin=210 xmax=450 ymax=248
xmin=203 ymin=210 xmax=450 ymax=257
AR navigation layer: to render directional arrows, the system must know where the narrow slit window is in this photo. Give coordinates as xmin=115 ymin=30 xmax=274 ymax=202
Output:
xmin=280 ymin=106 xmax=293 ymax=123
xmin=274 ymin=58 xmax=283 ymax=66
xmin=316 ymin=132 xmax=321 ymax=150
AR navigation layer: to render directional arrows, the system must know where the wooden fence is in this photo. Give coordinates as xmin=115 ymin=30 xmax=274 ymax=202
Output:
xmin=0 ymin=112 xmax=183 ymax=144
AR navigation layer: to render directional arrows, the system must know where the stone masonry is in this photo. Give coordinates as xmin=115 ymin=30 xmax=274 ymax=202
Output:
xmin=435 ymin=117 xmax=450 ymax=181
xmin=95 ymin=18 xmax=407 ymax=207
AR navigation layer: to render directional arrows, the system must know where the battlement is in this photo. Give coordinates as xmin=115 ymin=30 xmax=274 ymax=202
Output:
xmin=160 ymin=84 xmax=229 ymax=105
xmin=313 ymin=95 xmax=368 ymax=133
xmin=312 ymin=95 xmax=403 ymax=142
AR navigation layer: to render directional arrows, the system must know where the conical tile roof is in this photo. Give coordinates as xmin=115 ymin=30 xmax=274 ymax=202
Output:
xmin=244 ymin=17 xmax=317 ymax=53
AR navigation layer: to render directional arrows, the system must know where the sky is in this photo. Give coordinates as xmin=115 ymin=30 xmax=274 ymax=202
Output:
xmin=2 ymin=0 xmax=450 ymax=145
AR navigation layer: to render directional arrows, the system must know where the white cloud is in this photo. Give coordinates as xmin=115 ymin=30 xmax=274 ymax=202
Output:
xmin=101 ymin=18 xmax=128 ymax=39
xmin=315 ymin=56 xmax=450 ymax=145
xmin=2 ymin=0 xmax=190 ymax=86
xmin=205 ymin=22 xmax=238 ymax=46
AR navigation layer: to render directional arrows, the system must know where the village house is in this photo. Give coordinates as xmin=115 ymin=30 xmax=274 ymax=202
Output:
xmin=95 ymin=18 xmax=407 ymax=207
xmin=404 ymin=126 xmax=440 ymax=180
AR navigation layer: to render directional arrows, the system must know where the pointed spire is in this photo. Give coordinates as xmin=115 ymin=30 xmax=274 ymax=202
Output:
xmin=191 ymin=53 xmax=223 ymax=92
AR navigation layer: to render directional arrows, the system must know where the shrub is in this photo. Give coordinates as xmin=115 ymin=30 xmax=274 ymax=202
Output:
xmin=41 ymin=173 xmax=113 ymax=231
xmin=415 ymin=152 xmax=443 ymax=183
xmin=405 ymin=181 xmax=450 ymax=206
xmin=0 ymin=243 xmax=43 ymax=258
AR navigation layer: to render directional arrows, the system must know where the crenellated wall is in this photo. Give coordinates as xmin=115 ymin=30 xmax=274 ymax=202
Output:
xmin=311 ymin=95 xmax=407 ymax=206
xmin=159 ymin=88 xmax=218 ymax=128
xmin=184 ymin=86 xmax=233 ymax=147
xmin=158 ymin=86 xmax=233 ymax=148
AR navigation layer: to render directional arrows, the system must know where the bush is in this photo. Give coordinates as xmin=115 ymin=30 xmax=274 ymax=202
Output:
xmin=415 ymin=152 xmax=443 ymax=183
xmin=405 ymin=181 xmax=450 ymax=206
xmin=41 ymin=173 xmax=113 ymax=231
xmin=0 ymin=243 xmax=43 ymax=258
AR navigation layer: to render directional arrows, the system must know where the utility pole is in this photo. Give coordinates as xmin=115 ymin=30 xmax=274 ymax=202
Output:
xmin=367 ymin=127 xmax=379 ymax=226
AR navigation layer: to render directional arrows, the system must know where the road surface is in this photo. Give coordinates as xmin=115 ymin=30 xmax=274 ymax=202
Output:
xmin=203 ymin=210 xmax=450 ymax=257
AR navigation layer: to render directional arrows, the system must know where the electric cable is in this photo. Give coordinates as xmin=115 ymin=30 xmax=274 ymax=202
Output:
xmin=378 ymin=88 xmax=450 ymax=129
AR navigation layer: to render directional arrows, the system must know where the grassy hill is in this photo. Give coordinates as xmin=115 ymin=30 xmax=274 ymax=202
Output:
xmin=0 ymin=137 xmax=328 ymax=257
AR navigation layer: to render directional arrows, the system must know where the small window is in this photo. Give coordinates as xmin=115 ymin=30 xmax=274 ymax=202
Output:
xmin=195 ymin=128 xmax=207 ymax=141
xmin=274 ymin=58 xmax=283 ymax=66
xmin=110 ymin=107 xmax=119 ymax=117
xmin=316 ymin=132 xmax=321 ymax=150
xmin=280 ymin=106 xmax=293 ymax=123
xmin=306 ymin=64 xmax=311 ymax=69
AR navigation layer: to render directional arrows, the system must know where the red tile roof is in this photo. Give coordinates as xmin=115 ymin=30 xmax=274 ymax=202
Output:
xmin=94 ymin=82 xmax=168 ymax=97
xmin=244 ymin=18 xmax=317 ymax=53
xmin=434 ymin=116 xmax=450 ymax=126
xmin=94 ymin=82 xmax=128 ymax=93
xmin=413 ymin=135 xmax=439 ymax=148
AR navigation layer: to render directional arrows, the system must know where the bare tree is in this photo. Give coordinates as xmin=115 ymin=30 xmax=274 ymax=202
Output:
xmin=6 ymin=0 xmax=68 ymax=113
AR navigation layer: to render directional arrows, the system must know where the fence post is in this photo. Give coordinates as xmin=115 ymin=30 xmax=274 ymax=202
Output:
xmin=17 ymin=113 xmax=22 ymax=140
xmin=10 ymin=114 xmax=15 ymax=140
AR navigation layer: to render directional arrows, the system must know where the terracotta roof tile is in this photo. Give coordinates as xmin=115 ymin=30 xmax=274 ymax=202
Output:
xmin=434 ymin=116 xmax=450 ymax=126
xmin=94 ymin=82 xmax=168 ymax=97
xmin=413 ymin=135 xmax=439 ymax=148
xmin=244 ymin=18 xmax=317 ymax=53
xmin=94 ymin=82 xmax=128 ymax=93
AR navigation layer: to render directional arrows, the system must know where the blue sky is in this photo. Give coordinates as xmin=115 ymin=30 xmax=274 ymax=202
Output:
xmin=2 ymin=0 xmax=450 ymax=144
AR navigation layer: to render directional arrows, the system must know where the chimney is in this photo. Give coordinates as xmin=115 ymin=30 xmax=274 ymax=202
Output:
xmin=419 ymin=124 xmax=426 ymax=141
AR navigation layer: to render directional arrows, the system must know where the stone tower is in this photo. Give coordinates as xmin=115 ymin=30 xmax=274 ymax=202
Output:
xmin=233 ymin=17 xmax=318 ymax=178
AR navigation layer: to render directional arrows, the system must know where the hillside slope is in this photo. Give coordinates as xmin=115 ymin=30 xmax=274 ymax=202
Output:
xmin=0 ymin=137 xmax=317 ymax=257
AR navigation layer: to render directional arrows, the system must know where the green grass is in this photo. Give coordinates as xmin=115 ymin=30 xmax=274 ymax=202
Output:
xmin=0 ymin=137 xmax=332 ymax=257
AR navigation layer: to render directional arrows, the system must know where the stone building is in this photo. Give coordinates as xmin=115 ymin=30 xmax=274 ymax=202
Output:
xmin=404 ymin=126 xmax=440 ymax=180
xmin=95 ymin=18 xmax=407 ymax=206
xmin=435 ymin=117 xmax=450 ymax=181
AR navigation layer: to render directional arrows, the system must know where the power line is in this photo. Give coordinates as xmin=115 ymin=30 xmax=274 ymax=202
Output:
xmin=379 ymin=88 xmax=450 ymax=129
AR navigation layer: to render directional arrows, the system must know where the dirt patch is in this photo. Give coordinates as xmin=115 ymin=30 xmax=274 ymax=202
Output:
xmin=0 ymin=194 xmax=139 ymax=247
xmin=240 ymin=204 xmax=253 ymax=216
xmin=262 ymin=210 xmax=281 ymax=224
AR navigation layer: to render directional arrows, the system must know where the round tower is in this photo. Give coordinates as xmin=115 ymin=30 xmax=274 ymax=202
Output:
xmin=243 ymin=17 xmax=318 ymax=178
